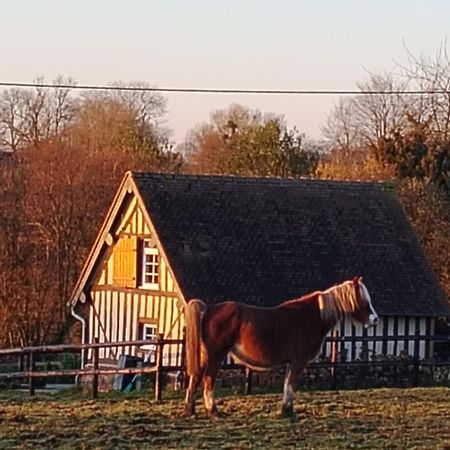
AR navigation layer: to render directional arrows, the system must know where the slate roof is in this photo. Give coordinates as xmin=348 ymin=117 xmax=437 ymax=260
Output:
xmin=132 ymin=172 xmax=449 ymax=317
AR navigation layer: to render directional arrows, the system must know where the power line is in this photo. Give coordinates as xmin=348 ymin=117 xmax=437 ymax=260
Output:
xmin=0 ymin=81 xmax=449 ymax=96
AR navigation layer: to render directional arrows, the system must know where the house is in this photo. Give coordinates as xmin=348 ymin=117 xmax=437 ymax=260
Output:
xmin=69 ymin=171 xmax=450 ymax=369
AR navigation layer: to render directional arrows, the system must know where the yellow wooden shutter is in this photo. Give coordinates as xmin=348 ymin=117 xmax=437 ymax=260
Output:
xmin=112 ymin=237 xmax=137 ymax=287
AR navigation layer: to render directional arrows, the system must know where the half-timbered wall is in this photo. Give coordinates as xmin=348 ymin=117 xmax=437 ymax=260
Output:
xmin=321 ymin=316 xmax=433 ymax=360
xmin=89 ymin=289 xmax=184 ymax=366
xmin=87 ymin=197 xmax=185 ymax=366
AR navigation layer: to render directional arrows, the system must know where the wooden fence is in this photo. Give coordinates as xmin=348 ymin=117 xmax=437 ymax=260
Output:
xmin=0 ymin=334 xmax=449 ymax=401
xmin=0 ymin=338 xmax=180 ymax=401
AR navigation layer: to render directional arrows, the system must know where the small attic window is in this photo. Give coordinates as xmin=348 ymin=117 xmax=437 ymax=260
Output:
xmin=141 ymin=240 xmax=159 ymax=290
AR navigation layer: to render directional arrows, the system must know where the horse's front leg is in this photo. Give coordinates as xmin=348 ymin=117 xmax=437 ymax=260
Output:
xmin=184 ymin=372 xmax=202 ymax=416
xmin=281 ymin=360 xmax=306 ymax=419
xmin=202 ymin=358 xmax=222 ymax=418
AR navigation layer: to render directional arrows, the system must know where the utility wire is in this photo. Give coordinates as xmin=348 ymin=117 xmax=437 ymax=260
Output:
xmin=0 ymin=81 xmax=449 ymax=96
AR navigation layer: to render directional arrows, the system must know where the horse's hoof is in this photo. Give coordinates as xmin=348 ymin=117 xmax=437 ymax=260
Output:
xmin=208 ymin=413 xmax=220 ymax=421
xmin=280 ymin=406 xmax=295 ymax=419
xmin=207 ymin=408 xmax=220 ymax=420
xmin=183 ymin=405 xmax=195 ymax=417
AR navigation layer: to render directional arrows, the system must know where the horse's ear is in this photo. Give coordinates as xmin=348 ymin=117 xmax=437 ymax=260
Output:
xmin=353 ymin=276 xmax=363 ymax=284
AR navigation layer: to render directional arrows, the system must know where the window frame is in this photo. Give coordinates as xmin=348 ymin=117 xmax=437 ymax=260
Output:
xmin=139 ymin=320 xmax=159 ymax=363
xmin=140 ymin=240 xmax=160 ymax=290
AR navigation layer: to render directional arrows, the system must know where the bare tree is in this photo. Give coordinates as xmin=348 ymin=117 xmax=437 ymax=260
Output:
xmin=353 ymin=73 xmax=409 ymax=147
xmin=0 ymin=89 xmax=25 ymax=150
xmin=107 ymin=81 xmax=166 ymax=125
xmin=321 ymin=97 xmax=359 ymax=152
xmin=322 ymin=72 xmax=409 ymax=152
xmin=0 ymin=77 xmax=76 ymax=151
xmin=401 ymin=42 xmax=450 ymax=140
xmin=50 ymin=76 xmax=77 ymax=137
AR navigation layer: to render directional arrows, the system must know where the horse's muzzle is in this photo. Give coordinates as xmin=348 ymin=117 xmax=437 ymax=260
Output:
xmin=365 ymin=314 xmax=379 ymax=328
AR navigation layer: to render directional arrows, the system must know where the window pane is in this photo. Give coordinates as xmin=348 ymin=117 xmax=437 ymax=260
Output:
xmin=141 ymin=241 xmax=159 ymax=289
xmin=143 ymin=324 xmax=158 ymax=340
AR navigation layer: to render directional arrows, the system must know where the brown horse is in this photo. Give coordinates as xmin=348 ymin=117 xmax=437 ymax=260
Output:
xmin=184 ymin=277 xmax=379 ymax=418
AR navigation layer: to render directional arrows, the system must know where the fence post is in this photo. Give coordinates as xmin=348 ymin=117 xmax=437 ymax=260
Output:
xmin=413 ymin=327 xmax=420 ymax=387
xmin=330 ymin=330 xmax=338 ymax=389
xmin=244 ymin=368 xmax=253 ymax=395
xmin=154 ymin=338 xmax=164 ymax=402
xmin=92 ymin=337 xmax=99 ymax=399
xmin=28 ymin=351 xmax=35 ymax=397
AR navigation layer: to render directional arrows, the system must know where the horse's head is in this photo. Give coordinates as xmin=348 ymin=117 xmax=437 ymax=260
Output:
xmin=350 ymin=276 xmax=379 ymax=328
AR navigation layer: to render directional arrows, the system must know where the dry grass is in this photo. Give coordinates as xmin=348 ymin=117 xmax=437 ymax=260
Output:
xmin=0 ymin=387 xmax=449 ymax=449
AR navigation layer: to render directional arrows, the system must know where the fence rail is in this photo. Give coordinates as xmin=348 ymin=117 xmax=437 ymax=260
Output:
xmin=0 ymin=334 xmax=449 ymax=401
xmin=0 ymin=338 xmax=176 ymax=400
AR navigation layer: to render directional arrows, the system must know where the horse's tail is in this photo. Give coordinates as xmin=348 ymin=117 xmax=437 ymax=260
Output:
xmin=184 ymin=299 xmax=207 ymax=377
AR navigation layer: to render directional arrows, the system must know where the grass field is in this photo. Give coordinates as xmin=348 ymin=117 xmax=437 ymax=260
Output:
xmin=0 ymin=387 xmax=449 ymax=449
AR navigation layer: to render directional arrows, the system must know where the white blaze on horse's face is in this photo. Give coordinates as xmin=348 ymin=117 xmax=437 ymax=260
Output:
xmin=359 ymin=281 xmax=379 ymax=328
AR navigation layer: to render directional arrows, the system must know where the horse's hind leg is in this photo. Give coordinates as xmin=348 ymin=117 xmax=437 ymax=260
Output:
xmin=184 ymin=372 xmax=203 ymax=416
xmin=202 ymin=358 xmax=222 ymax=418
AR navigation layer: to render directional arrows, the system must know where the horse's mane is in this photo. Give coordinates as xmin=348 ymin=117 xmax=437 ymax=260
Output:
xmin=318 ymin=280 xmax=358 ymax=324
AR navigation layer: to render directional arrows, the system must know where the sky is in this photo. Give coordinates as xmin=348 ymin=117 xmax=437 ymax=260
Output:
xmin=1 ymin=0 xmax=449 ymax=143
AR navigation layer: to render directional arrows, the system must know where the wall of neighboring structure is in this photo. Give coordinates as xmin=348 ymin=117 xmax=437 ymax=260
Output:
xmin=321 ymin=316 xmax=434 ymax=360
xmin=89 ymin=289 xmax=184 ymax=365
xmin=86 ymin=197 xmax=184 ymax=366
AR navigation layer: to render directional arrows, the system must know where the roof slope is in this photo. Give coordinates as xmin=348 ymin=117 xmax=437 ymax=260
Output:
xmin=132 ymin=172 xmax=449 ymax=316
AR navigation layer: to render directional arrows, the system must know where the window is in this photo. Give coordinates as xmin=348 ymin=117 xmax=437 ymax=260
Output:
xmin=141 ymin=240 xmax=159 ymax=290
xmin=140 ymin=322 xmax=158 ymax=363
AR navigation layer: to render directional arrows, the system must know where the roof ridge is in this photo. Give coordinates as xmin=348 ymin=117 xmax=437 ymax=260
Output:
xmin=130 ymin=171 xmax=391 ymax=187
